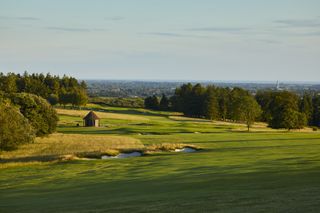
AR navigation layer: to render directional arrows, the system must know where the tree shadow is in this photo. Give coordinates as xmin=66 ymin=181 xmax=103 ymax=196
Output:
xmin=0 ymin=155 xmax=59 ymax=163
xmin=187 ymin=137 xmax=320 ymax=144
xmin=60 ymin=105 xmax=171 ymax=118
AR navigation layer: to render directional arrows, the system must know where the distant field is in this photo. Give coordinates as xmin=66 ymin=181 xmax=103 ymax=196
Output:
xmin=1 ymin=104 xmax=320 ymax=212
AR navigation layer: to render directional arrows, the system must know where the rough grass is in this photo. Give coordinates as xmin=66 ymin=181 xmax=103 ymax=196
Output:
xmin=1 ymin=105 xmax=320 ymax=212
xmin=146 ymin=143 xmax=199 ymax=152
xmin=1 ymin=132 xmax=320 ymax=212
xmin=0 ymin=133 xmax=144 ymax=167
xmin=0 ymin=132 xmax=197 ymax=165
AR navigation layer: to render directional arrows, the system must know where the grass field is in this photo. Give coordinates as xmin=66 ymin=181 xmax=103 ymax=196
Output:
xmin=1 ymin=104 xmax=320 ymax=212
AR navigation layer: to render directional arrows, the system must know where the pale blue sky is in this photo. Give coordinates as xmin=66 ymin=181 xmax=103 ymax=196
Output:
xmin=0 ymin=0 xmax=320 ymax=81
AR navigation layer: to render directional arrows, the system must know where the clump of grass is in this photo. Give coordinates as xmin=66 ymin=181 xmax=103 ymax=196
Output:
xmin=146 ymin=143 xmax=199 ymax=153
xmin=60 ymin=154 xmax=79 ymax=161
xmin=76 ymin=152 xmax=103 ymax=159
xmin=76 ymin=149 xmax=120 ymax=159
xmin=119 ymin=149 xmax=144 ymax=154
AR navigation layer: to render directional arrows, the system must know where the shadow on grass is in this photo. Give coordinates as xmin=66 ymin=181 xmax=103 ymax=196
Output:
xmin=58 ymin=126 xmax=213 ymax=135
xmin=59 ymin=127 xmax=176 ymax=135
xmin=57 ymin=105 xmax=170 ymax=118
xmin=0 ymin=155 xmax=59 ymax=163
xmin=188 ymin=137 xmax=320 ymax=144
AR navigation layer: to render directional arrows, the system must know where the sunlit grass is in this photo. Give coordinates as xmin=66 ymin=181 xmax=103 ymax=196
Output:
xmin=1 ymin=105 xmax=320 ymax=212
xmin=0 ymin=133 xmax=144 ymax=166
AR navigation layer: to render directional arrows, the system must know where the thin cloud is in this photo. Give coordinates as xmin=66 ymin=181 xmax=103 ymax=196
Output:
xmin=186 ymin=27 xmax=250 ymax=33
xmin=299 ymin=31 xmax=320 ymax=37
xmin=142 ymin=32 xmax=184 ymax=37
xmin=274 ymin=18 xmax=320 ymax=28
xmin=0 ymin=16 xmax=40 ymax=21
xmin=140 ymin=32 xmax=215 ymax=39
xmin=105 ymin=16 xmax=125 ymax=21
xmin=47 ymin=27 xmax=106 ymax=32
xmin=256 ymin=39 xmax=282 ymax=44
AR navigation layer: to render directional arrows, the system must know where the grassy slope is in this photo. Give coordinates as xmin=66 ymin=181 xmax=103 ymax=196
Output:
xmin=1 ymin=105 xmax=320 ymax=212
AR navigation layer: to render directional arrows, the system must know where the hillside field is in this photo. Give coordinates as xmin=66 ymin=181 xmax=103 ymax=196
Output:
xmin=1 ymin=104 xmax=320 ymax=212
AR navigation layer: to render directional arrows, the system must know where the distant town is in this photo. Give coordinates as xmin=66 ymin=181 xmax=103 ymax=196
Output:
xmin=86 ymin=80 xmax=320 ymax=98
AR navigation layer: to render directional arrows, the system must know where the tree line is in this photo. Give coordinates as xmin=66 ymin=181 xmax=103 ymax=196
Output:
xmin=0 ymin=72 xmax=88 ymax=108
xmin=0 ymin=72 xmax=89 ymax=151
xmin=256 ymin=91 xmax=320 ymax=129
xmin=145 ymin=83 xmax=320 ymax=130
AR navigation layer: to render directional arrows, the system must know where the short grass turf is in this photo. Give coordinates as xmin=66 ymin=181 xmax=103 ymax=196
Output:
xmin=1 ymin=105 xmax=320 ymax=212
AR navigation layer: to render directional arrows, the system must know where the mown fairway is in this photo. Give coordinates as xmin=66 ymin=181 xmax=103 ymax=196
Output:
xmin=1 ymin=105 xmax=320 ymax=212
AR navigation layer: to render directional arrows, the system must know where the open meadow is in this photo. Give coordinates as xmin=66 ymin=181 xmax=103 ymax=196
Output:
xmin=1 ymin=104 xmax=320 ymax=212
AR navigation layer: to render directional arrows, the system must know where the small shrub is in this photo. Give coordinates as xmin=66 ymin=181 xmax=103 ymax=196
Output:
xmin=146 ymin=143 xmax=198 ymax=152
xmin=102 ymin=149 xmax=120 ymax=156
xmin=77 ymin=152 xmax=102 ymax=159
xmin=77 ymin=149 xmax=120 ymax=159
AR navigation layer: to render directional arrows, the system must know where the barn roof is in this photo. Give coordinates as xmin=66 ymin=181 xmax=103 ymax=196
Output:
xmin=83 ymin=111 xmax=100 ymax=120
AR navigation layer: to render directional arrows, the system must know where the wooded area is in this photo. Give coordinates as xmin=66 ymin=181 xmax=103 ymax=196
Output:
xmin=145 ymin=83 xmax=320 ymax=130
xmin=0 ymin=72 xmax=89 ymax=150
xmin=0 ymin=72 xmax=88 ymax=107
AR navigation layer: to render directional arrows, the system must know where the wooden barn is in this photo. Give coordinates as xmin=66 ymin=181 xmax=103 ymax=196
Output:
xmin=83 ymin=111 xmax=100 ymax=127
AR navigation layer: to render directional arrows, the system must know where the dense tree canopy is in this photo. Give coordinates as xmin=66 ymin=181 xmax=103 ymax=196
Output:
xmin=0 ymin=72 xmax=88 ymax=108
xmin=241 ymin=95 xmax=262 ymax=131
xmin=146 ymin=84 xmax=320 ymax=130
xmin=256 ymin=91 xmax=307 ymax=130
xmin=144 ymin=95 xmax=160 ymax=110
xmin=0 ymin=103 xmax=35 ymax=150
xmin=159 ymin=94 xmax=170 ymax=111
xmin=9 ymin=93 xmax=58 ymax=136
xmin=312 ymin=95 xmax=320 ymax=127
xmin=169 ymin=84 xmax=261 ymax=125
xmin=203 ymin=86 xmax=219 ymax=120
xmin=0 ymin=73 xmax=88 ymax=150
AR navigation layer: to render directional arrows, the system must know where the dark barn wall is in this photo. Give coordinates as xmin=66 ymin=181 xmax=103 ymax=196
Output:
xmin=84 ymin=119 xmax=99 ymax=127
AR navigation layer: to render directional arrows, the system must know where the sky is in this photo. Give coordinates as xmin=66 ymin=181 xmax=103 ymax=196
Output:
xmin=0 ymin=0 xmax=320 ymax=82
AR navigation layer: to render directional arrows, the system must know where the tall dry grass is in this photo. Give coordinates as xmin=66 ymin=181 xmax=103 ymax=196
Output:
xmin=0 ymin=133 xmax=144 ymax=166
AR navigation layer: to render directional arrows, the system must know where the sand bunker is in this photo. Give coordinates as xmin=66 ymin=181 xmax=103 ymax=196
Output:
xmin=174 ymin=147 xmax=197 ymax=153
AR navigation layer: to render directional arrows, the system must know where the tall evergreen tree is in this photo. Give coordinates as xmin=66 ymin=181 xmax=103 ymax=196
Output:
xmin=203 ymin=86 xmax=219 ymax=120
xmin=300 ymin=93 xmax=313 ymax=125
xmin=312 ymin=95 xmax=320 ymax=127
xmin=159 ymin=94 xmax=170 ymax=111
xmin=144 ymin=95 xmax=159 ymax=110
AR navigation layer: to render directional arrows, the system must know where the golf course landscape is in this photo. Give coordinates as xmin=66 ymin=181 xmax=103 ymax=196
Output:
xmin=1 ymin=104 xmax=320 ymax=212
